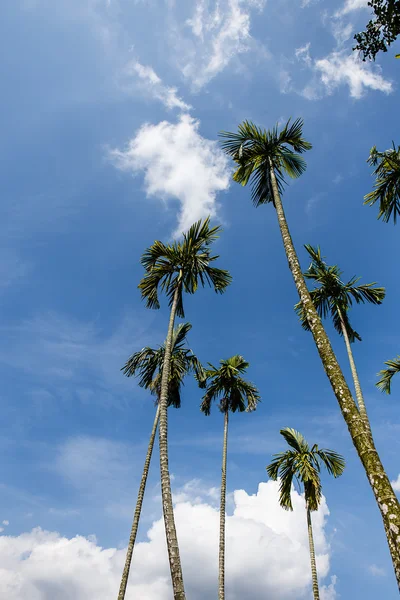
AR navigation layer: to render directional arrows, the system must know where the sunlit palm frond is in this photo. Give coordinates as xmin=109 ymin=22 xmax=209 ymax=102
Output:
xmin=220 ymin=118 xmax=311 ymax=207
xmin=364 ymin=144 xmax=400 ymax=224
xmin=139 ymin=217 xmax=231 ymax=318
xmin=200 ymin=355 xmax=260 ymax=416
xmin=376 ymin=355 xmax=400 ymax=394
xmin=266 ymin=428 xmax=345 ymax=512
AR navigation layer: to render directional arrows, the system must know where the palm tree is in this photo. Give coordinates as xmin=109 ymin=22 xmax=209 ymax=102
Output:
xmin=267 ymin=428 xmax=345 ymax=600
xmin=295 ymin=244 xmax=385 ymax=433
xmin=200 ymin=355 xmax=260 ymax=600
xmin=139 ymin=217 xmax=231 ymax=599
xmin=364 ymin=143 xmax=400 ymax=223
xmin=377 ymin=355 xmax=400 ymax=394
xmin=220 ymin=119 xmax=400 ymax=587
xmin=117 ymin=323 xmax=205 ymax=600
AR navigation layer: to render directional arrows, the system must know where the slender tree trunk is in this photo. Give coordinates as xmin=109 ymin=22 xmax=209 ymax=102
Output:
xmin=117 ymin=405 xmax=160 ymax=600
xmin=158 ymin=284 xmax=186 ymax=600
xmin=268 ymin=160 xmax=400 ymax=589
xmin=219 ymin=409 xmax=229 ymax=600
xmin=306 ymin=506 xmax=320 ymax=600
xmin=337 ymin=307 xmax=371 ymax=435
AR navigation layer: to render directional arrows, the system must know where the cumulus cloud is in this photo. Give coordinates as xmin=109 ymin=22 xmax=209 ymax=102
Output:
xmin=179 ymin=0 xmax=266 ymax=90
xmin=120 ymin=61 xmax=191 ymax=112
xmin=391 ymin=474 xmax=400 ymax=492
xmin=110 ymin=115 xmax=230 ymax=236
xmin=295 ymin=44 xmax=392 ymax=99
xmin=0 ymin=481 xmax=336 ymax=600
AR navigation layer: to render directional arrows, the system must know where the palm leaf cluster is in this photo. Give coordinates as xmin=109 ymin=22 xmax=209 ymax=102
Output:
xmin=200 ymin=355 xmax=260 ymax=415
xmin=139 ymin=217 xmax=232 ymax=318
xmin=219 ymin=118 xmax=312 ymax=206
xmin=365 ymin=143 xmax=400 ymax=224
xmin=267 ymin=428 xmax=345 ymax=512
xmin=122 ymin=322 xmax=206 ymax=407
xmin=295 ymin=245 xmax=385 ymax=343
xmin=377 ymin=355 xmax=400 ymax=394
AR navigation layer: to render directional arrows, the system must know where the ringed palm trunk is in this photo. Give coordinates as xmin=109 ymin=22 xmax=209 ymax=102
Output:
xmin=268 ymin=159 xmax=400 ymax=589
xmin=158 ymin=285 xmax=186 ymax=600
xmin=306 ymin=505 xmax=320 ymax=600
xmin=118 ymin=404 xmax=160 ymax=600
xmin=337 ymin=307 xmax=372 ymax=436
xmin=219 ymin=409 xmax=229 ymax=600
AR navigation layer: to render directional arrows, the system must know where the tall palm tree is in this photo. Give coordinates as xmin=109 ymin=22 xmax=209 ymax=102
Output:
xmin=220 ymin=119 xmax=400 ymax=587
xmin=294 ymin=244 xmax=385 ymax=432
xmin=139 ymin=217 xmax=231 ymax=599
xmin=117 ymin=323 xmax=205 ymax=600
xmin=364 ymin=143 xmax=400 ymax=223
xmin=267 ymin=428 xmax=345 ymax=600
xmin=377 ymin=355 xmax=400 ymax=394
xmin=200 ymin=355 xmax=260 ymax=600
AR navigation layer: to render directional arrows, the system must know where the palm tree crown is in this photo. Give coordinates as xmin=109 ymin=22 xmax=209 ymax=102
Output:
xmin=122 ymin=322 xmax=205 ymax=407
xmin=295 ymin=245 xmax=385 ymax=343
xmin=364 ymin=143 xmax=400 ymax=223
xmin=139 ymin=217 xmax=232 ymax=318
xmin=200 ymin=355 xmax=260 ymax=415
xmin=267 ymin=428 xmax=345 ymax=511
xmin=219 ymin=118 xmax=312 ymax=206
xmin=377 ymin=355 xmax=400 ymax=394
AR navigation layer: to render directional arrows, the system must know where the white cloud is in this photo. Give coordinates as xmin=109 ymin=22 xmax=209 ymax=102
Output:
xmin=0 ymin=481 xmax=336 ymax=600
xmin=120 ymin=61 xmax=191 ymax=112
xmin=110 ymin=115 xmax=230 ymax=235
xmin=391 ymin=474 xmax=400 ymax=492
xmin=315 ymin=52 xmax=393 ymax=98
xmin=331 ymin=20 xmax=354 ymax=45
xmin=368 ymin=564 xmax=386 ymax=577
xmin=321 ymin=576 xmax=338 ymax=599
xmin=179 ymin=0 xmax=266 ymax=90
xmin=295 ymin=45 xmax=393 ymax=99
xmin=2 ymin=521 xmax=9 ymax=527
xmin=336 ymin=0 xmax=369 ymax=17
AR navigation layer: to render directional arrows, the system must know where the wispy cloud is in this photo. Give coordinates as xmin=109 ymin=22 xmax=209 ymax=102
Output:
xmin=119 ymin=60 xmax=191 ymax=111
xmin=368 ymin=564 xmax=386 ymax=577
xmin=110 ymin=114 xmax=230 ymax=236
xmin=173 ymin=0 xmax=267 ymax=90
xmin=336 ymin=0 xmax=369 ymax=17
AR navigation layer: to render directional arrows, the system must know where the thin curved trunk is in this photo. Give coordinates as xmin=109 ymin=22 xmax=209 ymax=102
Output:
xmin=268 ymin=160 xmax=400 ymax=589
xmin=117 ymin=404 xmax=160 ymax=600
xmin=337 ymin=307 xmax=371 ymax=435
xmin=158 ymin=285 xmax=186 ymax=600
xmin=219 ymin=410 xmax=229 ymax=600
xmin=306 ymin=506 xmax=320 ymax=600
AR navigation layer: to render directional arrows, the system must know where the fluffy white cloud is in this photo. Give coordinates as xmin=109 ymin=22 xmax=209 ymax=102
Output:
xmin=110 ymin=115 xmax=230 ymax=235
xmin=181 ymin=0 xmax=266 ymax=90
xmin=391 ymin=474 xmax=400 ymax=492
xmin=295 ymin=44 xmax=392 ymax=99
xmin=315 ymin=52 xmax=392 ymax=98
xmin=0 ymin=481 xmax=336 ymax=600
xmin=120 ymin=61 xmax=191 ymax=112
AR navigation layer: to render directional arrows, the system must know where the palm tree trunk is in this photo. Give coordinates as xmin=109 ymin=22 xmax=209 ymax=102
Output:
xmin=306 ymin=506 xmax=320 ymax=600
xmin=337 ymin=307 xmax=372 ymax=435
xmin=117 ymin=405 xmax=160 ymax=600
xmin=158 ymin=285 xmax=186 ymax=600
xmin=219 ymin=409 xmax=229 ymax=600
xmin=268 ymin=160 xmax=400 ymax=589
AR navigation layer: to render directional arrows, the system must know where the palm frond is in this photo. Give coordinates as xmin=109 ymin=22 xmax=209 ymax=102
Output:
xmin=376 ymin=355 xmax=400 ymax=394
xmin=316 ymin=448 xmax=346 ymax=478
xmin=280 ymin=428 xmax=309 ymax=453
xmin=364 ymin=144 xmax=400 ymax=224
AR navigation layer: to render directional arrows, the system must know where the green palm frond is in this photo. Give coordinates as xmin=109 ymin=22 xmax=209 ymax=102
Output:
xmin=122 ymin=322 xmax=205 ymax=408
xmin=364 ymin=143 xmax=400 ymax=224
xmin=295 ymin=244 xmax=385 ymax=344
xmin=376 ymin=355 xmax=400 ymax=394
xmin=266 ymin=428 xmax=345 ymax=512
xmin=220 ymin=118 xmax=311 ymax=207
xmin=139 ymin=217 xmax=232 ymax=318
xmin=200 ymin=355 xmax=260 ymax=416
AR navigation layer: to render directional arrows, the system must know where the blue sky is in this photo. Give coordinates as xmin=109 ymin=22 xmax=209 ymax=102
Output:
xmin=0 ymin=0 xmax=399 ymax=598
